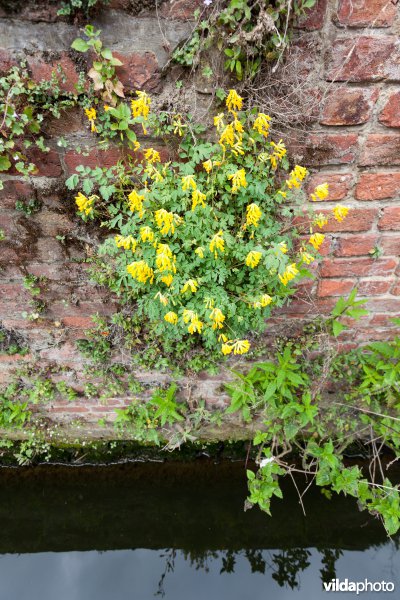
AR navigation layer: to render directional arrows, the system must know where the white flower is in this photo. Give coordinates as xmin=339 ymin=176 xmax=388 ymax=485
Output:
xmin=204 ymin=0 xmax=213 ymax=5
xmin=259 ymin=456 xmax=274 ymax=468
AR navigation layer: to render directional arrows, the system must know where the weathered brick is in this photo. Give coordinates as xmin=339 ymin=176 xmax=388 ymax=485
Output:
xmin=292 ymin=134 xmax=358 ymax=166
xmin=28 ymin=52 xmax=80 ymax=94
xmin=318 ymin=278 xmax=354 ymax=297
xmin=378 ymin=207 xmax=400 ymax=230
xmin=320 ymin=257 xmax=397 ymax=277
xmin=114 ymin=51 xmax=160 ymax=92
xmin=295 ymin=0 xmax=328 ymax=30
xmin=360 ymin=135 xmax=400 ymax=166
xmin=364 ymin=297 xmax=400 ymax=312
xmin=391 ymin=280 xmax=400 ymax=295
xmin=369 ymin=313 xmax=400 ymax=326
xmin=357 ymin=279 xmax=392 ymax=295
xmin=159 ymin=0 xmax=203 ymax=20
xmin=326 ymin=36 xmax=397 ymax=82
xmin=306 ymin=173 xmax=353 ymax=200
xmin=318 ymin=208 xmax=378 ymax=232
xmin=33 ymin=212 xmax=74 ymax=237
xmin=320 ymin=88 xmax=378 ymax=125
xmin=336 ymin=0 xmax=397 ymax=27
xmin=379 ymin=91 xmax=400 ymax=127
xmin=0 ymin=49 xmax=15 ymax=75
xmin=334 ymin=234 xmax=379 ymax=256
xmin=356 ymin=172 xmax=400 ymax=200
xmin=64 ymin=147 xmax=122 ymax=173
xmin=1 ymin=180 xmax=34 ymax=209
xmin=380 ymin=235 xmax=400 ymax=255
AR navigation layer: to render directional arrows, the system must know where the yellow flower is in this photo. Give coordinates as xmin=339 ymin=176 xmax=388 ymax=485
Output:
xmin=156 ymin=243 xmax=173 ymax=272
xmin=84 ymin=107 xmax=97 ymax=132
xmin=104 ymin=105 xmax=111 ymax=112
xmin=203 ymin=159 xmax=213 ymax=173
xmin=172 ymin=116 xmax=186 ymax=136
xmin=209 ymin=230 xmax=225 ymax=258
xmin=209 ymin=307 xmax=225 ymax=330
xmin=260 ymin=294 xmax=272 ymax=307
xmin=131 ymin=90 xmax=151 ymax=119
xmin=133 ymin=141 xmax=141 ymax=151
xmin=286 ymin=165 xmax=308 ymax=190
xmin=226 ymin=90 xmax=243 ymax=113
xmin=232 ymin=339 xmax=250 ymax=355
xmin=181 ymin=175 xmax=197 ymax=191
xmin=191 ymin=189 xmax=206 ymax=211
xmin=140 ymin=226 xmax=154 ymax=243
xmin=221 ymin=342 xmax=233 ymax=355
xmin=278 ymin=241 xmax=288 ymax=254
xmin=279 ymin=263 xmax=299 ymax=286
xmin=246 ymin=250 xmax=262 ymax=268
xmin=253 ymin=112 xmax=271 ymax=137
xmin=188 ymin=317 xmax=203 ymax=335
xmin=144 ymin=148 xmax=161 ymax=164
xmin=219 ymin=123 xmax=235 ymax=150
xmin=144 ymin=163 xmax=164 ymax=183
xmin=246 ymin=203 xmax=262 ymax=227
xmin=155 ymin=209 xmax=176 ymax=235
xmin=161 ymin=273 xmax=174 ymax=287
xmin=183 ymin=309 xmax=196 ymax=324
xmin=301 ymin=252 xmax=314 ymax=264
xmin=75 ymin=192 xmax=94 ymax=216
xmin=128 ymin=190 xmax=145 ymax=216
xmin=333 ymin=204 xmax=350 ymax=222
xmin=310 ymin=182 xmax=329 ymax=202
xmin=195 ymin=246 xmax=204 ymax=259
xmin=218 ymin=333 xmax=228 ymax=343
xmin=269 ymin=140 xmax=287 ymax=169
xmin=154 ymin=291 xmax=168 ymax=306
xmin=126 ymin=260 xmax=154 ymax=284
xmin=278 ymin=190 xmax=287 ymax=199
xmin=164 ymin=311 xmax=178 ymax=325
xmin=213 ymin=113 xmax=225 ymax=132
xmin=314 ymin=214 xmax=328 ymax=228
xmin=114 ymin=235 xmax=137 ymax=251
xmin=309 ymin=232 xmax=325 ymax=250
xmin=181 ymin=279 xmax=199 ymax=294
xmin=227 ymin=168 xmax=247 ymax=193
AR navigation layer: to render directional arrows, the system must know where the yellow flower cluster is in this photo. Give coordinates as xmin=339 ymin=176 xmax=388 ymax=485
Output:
xmin=192 ymin=189 xmax=206 ymax=211
xmin=226 ymin=89 xmax=243 ymax=113
xmin=75 ymin=192 xmax=94 ymax=216
xmin=246 ymin=250 xmax=262 ymax=269
xmin=310 ymin=183 xmax=329 ymax=202
xmin=309 ymin=233 xmax=325 ymax=250
xmin=253 ymin=113 xmax=271 ymax=137
xmin=127 ymin=260 xmax=154 ymax=284
xmin=140 ymin=226 xmax=154 ymax=243
xmin=279 ymin=263 xmax=299 ymax=286
xmin=164 ymin=311 xmax=178 ymax=325
xmin=181 ymin=175 xmax=197 ymax=191
xmin=154 ymin=291 xmax=168 ymax=306
xmin=209 ymin=307 xmax=225 ymax=330
xmin=221 ymin=339 xmax=250 ymax=355
xmin=269 ymin=140 xmax=286 ymax=169
xmin=156 ymin=243 xmax=175 ymax=273
xmin=209 ymin=230 xmax=225 ymax=258
xmin=286 ymin=165 xmax=308 ymax=189
xmin=314 ymin=214 xmax=328 ymax=229
xmin=227 ymin=168 xmax=247 ymax=193
xmin=115 ymin=235 xmax=136 ymax=251
xmin=246 ymin=203 xmax=262 ymax=227
xmin=301 ymin=252 xmax=314 ymax=265
xmin=128 ymin=190 xmax=145 ymax=217
xmin=181 ymin=279 xmax=199 ymax=294
xmin=183 ymin=309 xmax=204 ymax=334
xmin=144 ymin=148 xmax=160 ymax=164
xmin=155 ymin=209 xmax=177 ymax=235
xmin=253 ymin=294 xmax=272 ymax=309
xmin=131 ymin=90 xmax=151 ymax=133
xmin=333 ymin=204 xmax=349 ymax=222
xmin=84 ymin=107 xmax=97 ymax=132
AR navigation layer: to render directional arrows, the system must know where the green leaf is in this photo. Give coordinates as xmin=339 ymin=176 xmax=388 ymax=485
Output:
xmin=332 ymin=320 xmax=346 ymax=337
xmin=0 ymin=155 xmax=11 ymax=171
xmin=71 ymin=38 xmax=90 ymax=52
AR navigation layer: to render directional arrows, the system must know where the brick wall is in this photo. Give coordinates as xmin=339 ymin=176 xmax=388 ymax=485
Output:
xmin=0 ymin=0 xmax=399 ymax=396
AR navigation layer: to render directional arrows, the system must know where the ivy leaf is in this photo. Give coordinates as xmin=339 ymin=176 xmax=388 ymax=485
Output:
xmin=0 ymin=155 xmax=11 ymax=171
xmin=71 ymin=38 xmax=90 ymax=52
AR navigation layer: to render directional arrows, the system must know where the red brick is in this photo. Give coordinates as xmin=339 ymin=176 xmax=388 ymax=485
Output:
xmin=378 ymin=207 xmax=400 ymax=230
xmin=319 ymin=207 xmax=378 ymax=232
xmin=336 ymin=0 xmax=397 ymax=27
xmin=357 ymin=279 xmax=392 ymax=295
xmin=334 ymin=234 xmax=379 ymax=256
xmin=321 ymin=88 xmax=378 ymax=125
xmin=306 ymin=172 xmax=353 ymax=200
xmin=369 ymin=313 xmax=400 ymax=326
xmin=64 ymin=147 xmax=122 ymax=173
xmin=295 ymin=0 xmax=328 ymax=30
xmin=114 ymin=52 xmax=160 ymax=93
xmin=360 ymin=135 xmax=400 ymax=166
xmin=320 ymin=257 xmax=397 ymax=277
xmin=364 ymin=297 xmax=400 ymax=312
xmin=356 ymin=172 xmax=400 ymax=200
xmin=28 ymin=52 xmax=80 ymax=94
xmin=159 ymin=0 xmax=203 ymax=20
xmin=0 ymin=49 xmax=15 ymax=75
xmin=379 ymin=92 xmax=400 ymax=127
xmin=391 ymin=280 xmax=400 ymax=295
xmin=1 ymin=180 xmax=34 ymax=209
xmin=318 ymin=278 xmax=354 ymax=297
xmin=380 ymin=235 xmax=400 ymax=255
xmin=326 ymin=36 xmax=397 ymax=82
xmin=293 ymin=134 xmax=358 ymax=166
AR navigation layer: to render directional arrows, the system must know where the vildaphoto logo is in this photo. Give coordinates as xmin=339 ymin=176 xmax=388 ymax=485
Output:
xmin=323 ymin=579 xmax=395 ymax=594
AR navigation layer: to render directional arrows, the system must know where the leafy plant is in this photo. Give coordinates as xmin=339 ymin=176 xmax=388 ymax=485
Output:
xmin=58 ymin=0 xmax=110 ymax=17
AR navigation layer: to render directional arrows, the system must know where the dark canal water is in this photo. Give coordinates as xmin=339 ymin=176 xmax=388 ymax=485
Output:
xmin=0 ymin=460 xmax=398 ymax=599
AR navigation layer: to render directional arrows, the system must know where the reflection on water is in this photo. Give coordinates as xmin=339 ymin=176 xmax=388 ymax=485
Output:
xmin=0 ymin=461 xmax=398 ymax=599
xmin=0 ymin=545 xmax=399 ymax=600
